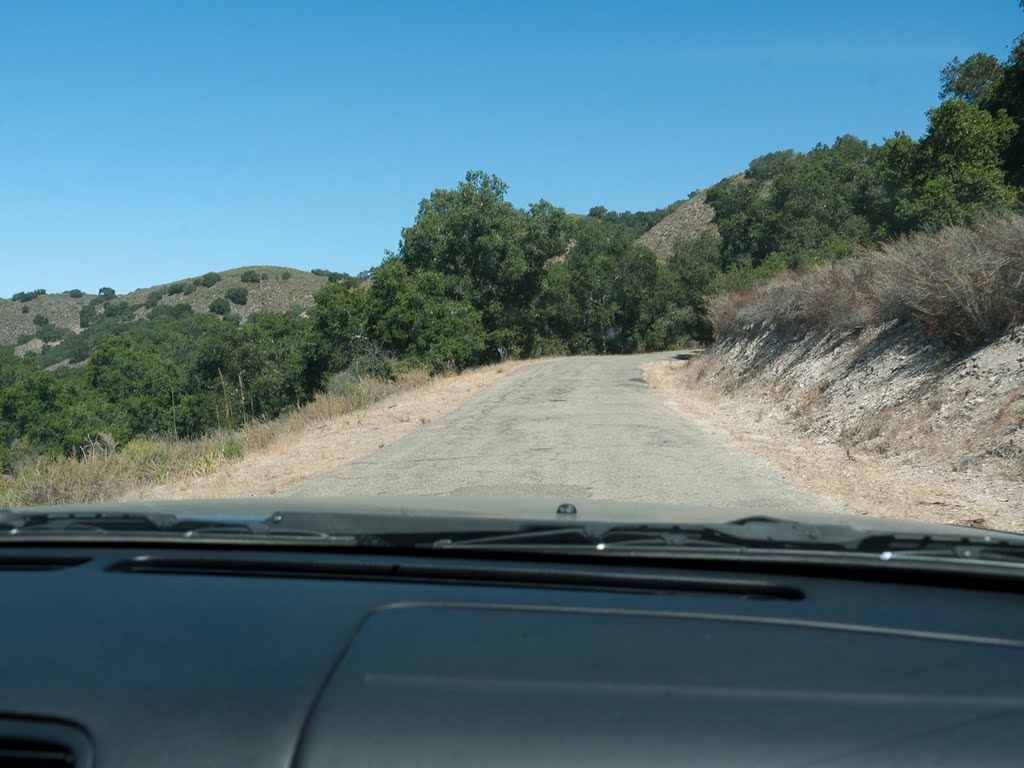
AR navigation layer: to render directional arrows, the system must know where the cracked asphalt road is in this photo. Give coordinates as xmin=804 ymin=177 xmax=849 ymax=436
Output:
xmin=282 ymin=353 xmax=846 ymax=516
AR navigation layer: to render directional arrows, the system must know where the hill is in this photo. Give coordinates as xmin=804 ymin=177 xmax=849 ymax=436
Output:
xmin=635 ymin=189 xmax=718 ymax=260
xmin=0 ymin=266 xmax=332 ymax=351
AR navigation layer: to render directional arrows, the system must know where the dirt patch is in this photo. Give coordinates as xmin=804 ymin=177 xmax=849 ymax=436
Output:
xmin=123 ymin=361 xmax=534 ymax=501
xmin=644 ymin=340 xmax=1024 ymax=533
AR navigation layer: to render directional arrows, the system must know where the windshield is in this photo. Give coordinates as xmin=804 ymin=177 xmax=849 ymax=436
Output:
xmin=1 ymin=1 xmax=1022 ymax=548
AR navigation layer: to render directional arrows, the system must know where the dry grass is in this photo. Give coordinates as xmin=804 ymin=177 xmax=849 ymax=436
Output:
xmin=0 ymin=433 xmax=229 ymax=507
xmin=714 ymin=214 xmax=1024 ymax=348
xmin=0 ymin=371 xmax=431 ymax=508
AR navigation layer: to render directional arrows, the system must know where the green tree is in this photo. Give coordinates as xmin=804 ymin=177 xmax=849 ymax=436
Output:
xmin=366 ymin=259 xmax=485 ymax=372
xmin=399 ymin=171 xmax=566 ymax=358
xmin=662 ymin=233 xmax=723 ymax=343
xmin=976 ymin=36 xmax=1024 ymax=187
xmin=88 ymin=335 xmax=178 ymax=437
xmin=707 ymin=137 xmax=879 ymax=268
xmin=940 ymin=53 xmax=1002 ymax=104
xmin=877 ymin=100 xmax=1018 ymax=232
xmin=0 ymin=350 xmax=120 ymax=468
xmin=237 ymin=312 xmax=319 ymax=417
xmin=309 ymin=281 xmax=369 ymax=374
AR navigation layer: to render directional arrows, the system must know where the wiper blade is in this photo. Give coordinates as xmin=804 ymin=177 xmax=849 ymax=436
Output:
xmin=431 ymin=517 xmax=861 ymax=551
xmin=0 ymin=511 xmax=349 ymax=542
xmin=6 ymin=508 xmax=1024 ymax=571
xmin=430 ymin=516 xmax=1024 ymax=566
xmin=0 ymin=508 xmax=552 ymax=545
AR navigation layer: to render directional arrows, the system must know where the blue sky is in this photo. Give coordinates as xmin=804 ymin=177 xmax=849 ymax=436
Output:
xmin=1 ymin=1 xmax=1021 ymax=295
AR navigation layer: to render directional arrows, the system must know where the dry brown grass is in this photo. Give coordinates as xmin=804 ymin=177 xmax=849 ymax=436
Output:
xmin=0 ymin=371 xmax=431 ymax=508
xmin=0 ymin=434 xmax=229 ymax=507
xmin=714 ymin=214 xmax=1024 ymax=348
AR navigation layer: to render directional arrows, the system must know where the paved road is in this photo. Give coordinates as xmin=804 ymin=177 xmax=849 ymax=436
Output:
xmin=282 ymin=353 xmax=845 ymax=516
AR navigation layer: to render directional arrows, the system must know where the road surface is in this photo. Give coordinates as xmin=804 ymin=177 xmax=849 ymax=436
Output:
xmin=284 ymin=354 xmax=843 ymax=518
xmin=282 ymin=353 xmax=845 ymax=516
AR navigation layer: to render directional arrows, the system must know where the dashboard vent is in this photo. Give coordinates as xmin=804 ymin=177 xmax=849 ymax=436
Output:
xmin=0 ymin=556 xmax=90 ymax=571
xmin=112 ymin=555 xmax=804 ymax=600
xmin=0 ymin=739 xmax=75 ymax=767
xmin=0 ymin=719 xmax=91 ymax=768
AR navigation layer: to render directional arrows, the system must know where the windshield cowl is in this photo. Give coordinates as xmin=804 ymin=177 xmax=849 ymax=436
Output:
xmin=4 ymin=501 xmax=1024 ymax=576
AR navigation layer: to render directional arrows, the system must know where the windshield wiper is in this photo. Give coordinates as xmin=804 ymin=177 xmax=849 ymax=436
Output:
xmin=5 ymin=508 xmax=1024 ymax=571
xmin=429 ymin=516 xmax=1024 ymax=566
xmin=0 ymin=511 xmax=353 ymax=542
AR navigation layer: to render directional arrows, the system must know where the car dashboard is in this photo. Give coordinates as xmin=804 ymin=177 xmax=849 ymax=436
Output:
xmin=2 ymin=544 xmax=1024 ymax=767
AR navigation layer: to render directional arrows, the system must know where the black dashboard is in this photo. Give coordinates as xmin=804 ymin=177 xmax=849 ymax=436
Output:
xmin=3 ymin=544 xmax=1024 ymax=767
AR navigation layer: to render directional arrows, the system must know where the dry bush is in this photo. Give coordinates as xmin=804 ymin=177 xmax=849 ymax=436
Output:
xmin=713 ymin=214 xmax=1024 ymax=348
xmin=868 ymin=215 xmax=1024 ymax=346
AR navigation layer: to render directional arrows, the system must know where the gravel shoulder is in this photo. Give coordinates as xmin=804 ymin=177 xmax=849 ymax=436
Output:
xmin=644 ymin=356 xmax=1024 ymax=533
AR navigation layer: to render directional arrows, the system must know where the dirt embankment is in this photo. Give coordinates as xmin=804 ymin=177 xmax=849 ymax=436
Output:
xmin=645 ymin=323 xmax=1024 ymax=532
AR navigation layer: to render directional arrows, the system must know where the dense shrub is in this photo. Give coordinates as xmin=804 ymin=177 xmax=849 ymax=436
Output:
xmin=208 ymin=297 xmax=230 ymax=315
xmin=311 ymin=268 xmax=351 ymax=283
xmin=79 ymin=304 xmax=98 ymax=328
xmin=144 ymin=290 xmax=165 ymax=309
xmin=102 ymin=301 xmax=135 ymax=320
xmin=225 ymin=287 xmax=248 ymax=305
xmin=199 ymin=272 xmax=222 ymax=287
xmin=38 ymin=324 xmax=68 ymax=343
xmin=12 ymin=289 xmax=46 ymax=302
xmin=166 ymin=282 xmax=186 ymax=295
xmin=67 ymin=289 xmax=84 ymax=299
xmin=240 ymin=270 xmax=261 ymax=283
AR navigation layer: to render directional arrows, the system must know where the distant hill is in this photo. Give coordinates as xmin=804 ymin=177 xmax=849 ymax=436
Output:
xmin=0 ymin=266 xmax=332 ymax=350
xmin=636 ymin=190 xmax=718 ymax=260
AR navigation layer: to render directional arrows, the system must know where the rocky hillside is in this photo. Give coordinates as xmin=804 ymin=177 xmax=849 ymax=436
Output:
xmin=665 ymin=320 xmax=1024 ymax=531
xmin=0 ymin=266 xmax=331 ymax=349
xmin=636 ymin=190 xmax=718 ymax=259
xmin=702 ymin=321 xmax=1023 ymax=474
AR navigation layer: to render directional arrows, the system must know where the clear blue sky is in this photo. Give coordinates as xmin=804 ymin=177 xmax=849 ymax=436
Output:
xmin=1 ymin=1 xmax=1021 ymax=295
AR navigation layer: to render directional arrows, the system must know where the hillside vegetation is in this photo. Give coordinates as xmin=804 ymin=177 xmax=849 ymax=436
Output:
xmin=0 ymin=266 xmax=330 ymax=350
xmin=714 ymin=214 xmax=1024 ymax=349
xmin=3 ymin=23 xmax=1024 ymax=505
